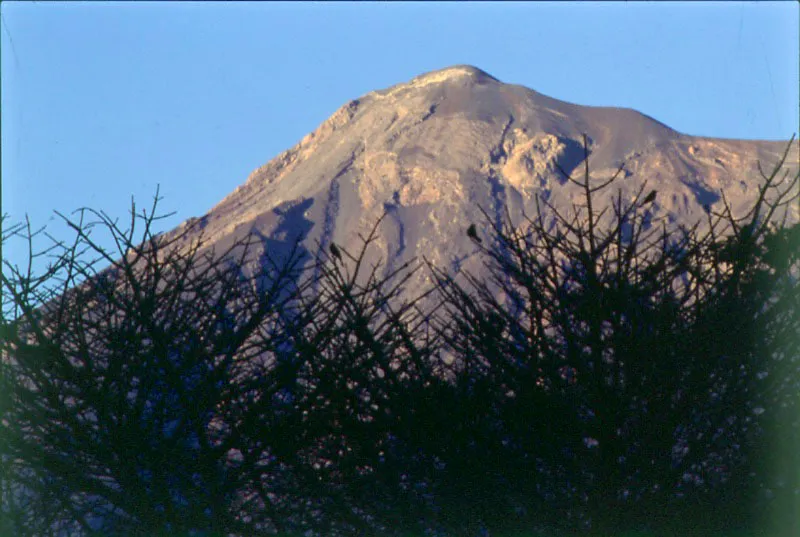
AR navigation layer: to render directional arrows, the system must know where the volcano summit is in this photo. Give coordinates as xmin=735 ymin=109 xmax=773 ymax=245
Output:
xmin=166 ymin=65 xmax=798 ymax=283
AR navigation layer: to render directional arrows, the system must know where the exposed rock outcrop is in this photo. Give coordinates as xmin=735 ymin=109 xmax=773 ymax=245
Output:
xmin=160 ymin=65 xmax=799 ymax=294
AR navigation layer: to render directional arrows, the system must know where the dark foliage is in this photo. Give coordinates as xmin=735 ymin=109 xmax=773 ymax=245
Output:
xmin=2 ymin=139 xmax=798 ymax=536
xmin=426 ymin=137 xmax=799 ymax=535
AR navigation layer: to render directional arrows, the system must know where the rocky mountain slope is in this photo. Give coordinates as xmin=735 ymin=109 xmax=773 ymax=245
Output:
xmin=165 ymin=65 xmax=799 ymax=290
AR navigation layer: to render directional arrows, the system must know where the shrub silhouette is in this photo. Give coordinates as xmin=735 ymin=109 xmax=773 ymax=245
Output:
xmin=425 ymin=136 xmax=799 ymax=535
xmin=1 ymin=192 xmax=313 ymax=535
xmin=2 ymin=139 xmax=798 ymax=536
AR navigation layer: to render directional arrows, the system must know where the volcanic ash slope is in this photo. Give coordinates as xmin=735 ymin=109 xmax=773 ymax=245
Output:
xmin=169 ymin=65 xmax=799 ymax=288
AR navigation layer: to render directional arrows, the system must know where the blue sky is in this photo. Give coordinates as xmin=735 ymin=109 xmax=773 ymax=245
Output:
xmin=2 ymin=1 xmax=798 ymax=272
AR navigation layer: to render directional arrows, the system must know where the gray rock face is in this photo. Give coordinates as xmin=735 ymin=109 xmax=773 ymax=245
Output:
xmin=166 ymin=65 xmax=799 ymax=290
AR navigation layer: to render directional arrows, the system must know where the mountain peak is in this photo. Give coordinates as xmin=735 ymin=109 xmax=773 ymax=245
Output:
xmin=410 ymin=65 xmax=500 ymax=85
xmin=185 ymin=68 xmax=797 ymax=295
xmin=366 ymin=65 xmax=501 ymax=102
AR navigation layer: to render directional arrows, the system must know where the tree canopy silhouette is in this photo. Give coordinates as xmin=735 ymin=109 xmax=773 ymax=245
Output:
xmin=2 ymin=138 xmax=798 ymax=536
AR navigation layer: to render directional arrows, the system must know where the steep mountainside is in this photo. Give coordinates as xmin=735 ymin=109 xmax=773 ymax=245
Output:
xmin=164 ymin=65 xmax=799 ymax=288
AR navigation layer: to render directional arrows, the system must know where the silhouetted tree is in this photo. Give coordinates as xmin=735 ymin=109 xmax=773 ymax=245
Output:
xmin=247 ymin=216 xmax=444 ymax=535
xmin=428 ymin=135 xmax=799 ymax=535
xmin=1 ymin=192 xmax=308 ymax=535
xmin=2 ymin=136 xmax=797 ymax=537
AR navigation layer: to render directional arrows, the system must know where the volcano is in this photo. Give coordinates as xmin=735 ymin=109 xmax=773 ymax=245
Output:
xmin=164 ymin=65 xmax=799 ymax=287
xmin=9 ymin=66 xmax=800 ymax=537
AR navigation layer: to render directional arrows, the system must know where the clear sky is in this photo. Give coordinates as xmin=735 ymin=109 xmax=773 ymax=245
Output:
xmin=2 ymin=1 xmax=798 ymax=272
